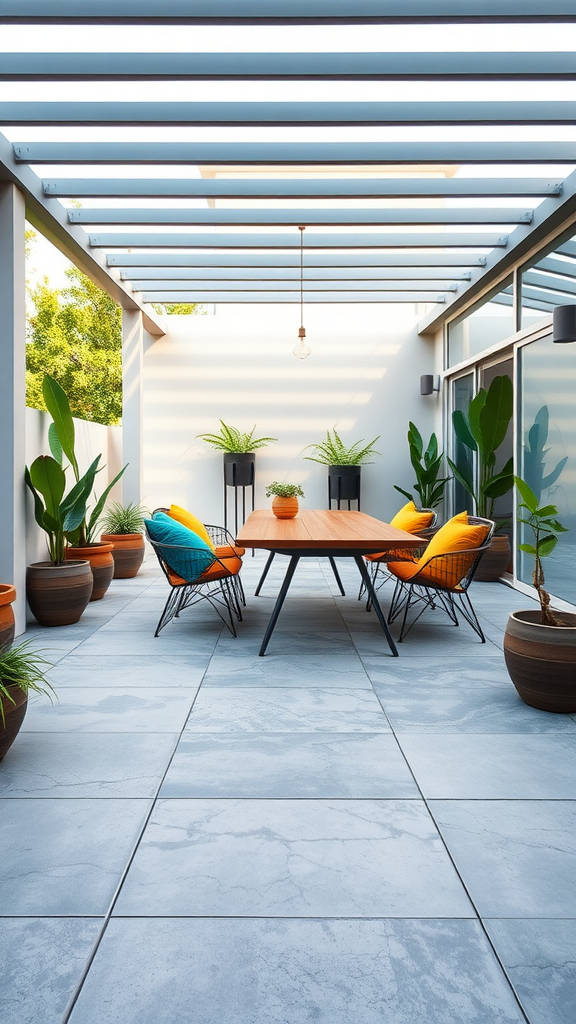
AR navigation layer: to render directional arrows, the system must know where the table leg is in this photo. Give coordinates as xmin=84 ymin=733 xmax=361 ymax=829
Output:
xmin=259 ymin=554 xmax=300 ymax=657
xmin=254 ymin=551 xmax=275 ymax=596
xmin=354 ymin=555 xmax=399 ymax=657
xmin=328 ymin=556 xmax=345 ymax=596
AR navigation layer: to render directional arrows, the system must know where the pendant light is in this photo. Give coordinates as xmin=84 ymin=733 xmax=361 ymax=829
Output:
xmin=293 ymin=225 xmax=311 ymax=359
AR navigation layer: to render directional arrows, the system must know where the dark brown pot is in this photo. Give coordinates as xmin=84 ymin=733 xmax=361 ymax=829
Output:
xmin=504 ymin=609 xmax=576 ymax=713
xmin=474 ymin=534 xmax=511 ymax=582
xmin=0 ymin=686 xmax=27 ymax=761
xmin=101 ymin=533 xmax=145 ymax=579
xmin=27 ymin=561 xmax=93 ymax=626
xmin=66 ymin=542 xmax=114 ymax=601
xmin=0 ymin=584 xmax=16 ymax=650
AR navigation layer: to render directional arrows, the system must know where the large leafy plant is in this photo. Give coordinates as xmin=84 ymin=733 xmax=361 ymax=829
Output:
xmin=394 ymin=422 xmax=448 ymax=510
xmin=515 ymin=477 xmax=568 ymax=627
xmin=42 ymin=374 xmax=126 ymax=545
xmin=522 ymin=405 xmax=568 ymax=504
xmin=25 ymin=453 xmax=101 ymax=564
xmin=448 ymin=375 xmax=514 ymax=524
xmin=304 ymin=428 xmax=381 ymax=466
xmin=198 ymin=421 xmax=277 ymax=453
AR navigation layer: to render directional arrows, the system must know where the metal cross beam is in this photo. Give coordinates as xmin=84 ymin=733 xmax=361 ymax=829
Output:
xmin=139 ymin=290 xmax=447 ymax=303
xmin=70 ymin=208 xmax=533 ymax=227
xmin=3 ymin=101 xmax=575 ymax=126
xmin=108 ymin=252 xmax=486 ymax=269
xmin=45 ymin=178 xmax=562 ymax=200
xmin=89 ymin=231 xmax=508 ymax=249
xmin=128 ymin=278 xmax=459 ymax=292
xmin=5 ymin=52 xmax=576 ymax=80
xmin=15 ymin=142 xmax=576 ymax=165
xmin=120 ymin=267 xmax=470 ymax=282
xmin=535 ymin=256 xmax=576 ymax=279
xmin=522 ymin=271 xmax=576 ymax=296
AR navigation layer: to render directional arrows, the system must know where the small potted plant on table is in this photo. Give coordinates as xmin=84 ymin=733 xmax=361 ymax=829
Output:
xmin=304 ymin=428 xmax=381 ymax=509
xmin=266 ymin=482 xmax=305 ymax=519
xmin=101 ymin=501 xmax=148 ymax=578
xmin=0 ymin=640 xmax=55 ymax=760
xmin=503 ymin=478 xmax=576 ymax=712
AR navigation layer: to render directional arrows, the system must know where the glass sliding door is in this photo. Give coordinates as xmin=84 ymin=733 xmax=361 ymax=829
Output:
xmin=450 ymin=372 xmax=475 ymax=516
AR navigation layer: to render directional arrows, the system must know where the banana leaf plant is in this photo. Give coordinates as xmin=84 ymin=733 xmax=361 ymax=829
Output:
xmin=25 ymin=455 xmax=101 ymax=564
xmin=394 ymin=422 xmax=449 ymax=509
xmin=42 ymin=374 xmax=126 ymax=545
xmin=447 ymin=375 xmax=514 ymax=526
xmin=522 ymin=405 xmax=568 ymax=504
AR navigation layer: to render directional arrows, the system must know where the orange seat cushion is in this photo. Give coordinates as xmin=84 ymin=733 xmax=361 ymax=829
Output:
xmin=386 ymin=559 xmax=422 ymax=582
xmin=168 ymin=505 xmax=215 ymax=550
xmin=215 ymin=543 xmax=245 ymax=559
xmin=166 ymin=553 xmax=242 ymax=587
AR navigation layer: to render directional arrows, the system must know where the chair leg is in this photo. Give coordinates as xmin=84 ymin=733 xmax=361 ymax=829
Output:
xmin=456 ymin=591 xmax=486 ymax=642
xmin=154 ymin=585 xmax=184 ymax=636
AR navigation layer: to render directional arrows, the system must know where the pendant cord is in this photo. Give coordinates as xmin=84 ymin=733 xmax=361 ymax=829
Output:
xmin=299 ymin=225 xmax=305 ymax=330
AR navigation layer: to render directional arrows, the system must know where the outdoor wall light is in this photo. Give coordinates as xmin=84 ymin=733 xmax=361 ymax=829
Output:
xmin=420 ymin=374 xmax=441 ymax=396
xmin=553 ymin=304 xmax=576 ymax=343
xmin=293 ymin=225 xmax=311 ymax=360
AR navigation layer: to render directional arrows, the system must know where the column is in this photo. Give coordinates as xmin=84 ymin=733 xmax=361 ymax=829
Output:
xmin=0 ymin=184 xmax=27 ymax=635
xmin=122 ymin=308 xmax=144 ymax=505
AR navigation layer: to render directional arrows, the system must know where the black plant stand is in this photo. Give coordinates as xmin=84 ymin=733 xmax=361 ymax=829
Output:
xmin=223 ymin=453 xmax=255 ymax=537
xmin=328 ymin=465 xmax=361 ymax=510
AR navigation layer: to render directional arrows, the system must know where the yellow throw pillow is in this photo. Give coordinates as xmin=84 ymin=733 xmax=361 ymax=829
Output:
xmin=390 ymin=500 xmax=435 ymax=534
xmin=168 ymin=505 xmax=215 ymax=551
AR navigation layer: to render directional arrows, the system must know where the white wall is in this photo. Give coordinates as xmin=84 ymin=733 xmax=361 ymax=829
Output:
xmin=142 ymin=303 xmax=440 ymax=527
xmin=25 ymin=407 xmax=122 ymax=568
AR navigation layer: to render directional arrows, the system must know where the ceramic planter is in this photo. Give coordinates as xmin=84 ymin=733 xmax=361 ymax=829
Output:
xmin=65 ymin=542 xmax=115 ymax=601
xmin=101 ymin=532 xmax=145 ymax=579
xmin=26 ymin=560 xmax=93 ymax=626
xmin=0 ymin=686 xmax=27 ymax=761
xmin=328 ymin=465 xmax=361 ymax=505
xmin=0 ymin=584 xmax=16 ymax=650
xmin=503 ymin=609 xmax=576 ymax=712
xmin=473 ymin=534 xmax=511 ymax=582
xmin=224 ymin=452 xmax=255 ymax=488
xmin=272 ymin=496 xmax=299 ymax=519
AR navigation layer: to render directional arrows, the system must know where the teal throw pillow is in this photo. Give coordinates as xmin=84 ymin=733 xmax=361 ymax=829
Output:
xmin=145 ymin=512 xmax=216 ymax=580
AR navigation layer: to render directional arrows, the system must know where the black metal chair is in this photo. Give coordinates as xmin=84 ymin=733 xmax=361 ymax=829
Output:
xmin=154 ymin=509 xmax=246 ymax=613
xmin=359 ymin=509 xmax=438 ymax=609
xmin=387 ymin=516 xmax=495 ymax=643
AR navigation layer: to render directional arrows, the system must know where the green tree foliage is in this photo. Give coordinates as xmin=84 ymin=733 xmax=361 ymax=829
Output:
xmin=26 ymin=267 xmax=123 ymax=425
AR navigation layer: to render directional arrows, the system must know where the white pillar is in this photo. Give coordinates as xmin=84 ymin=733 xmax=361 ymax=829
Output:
xmin=0 ymin=184 xmax=27 ymax=635
xmin=122 ymin=308 xmax=144 ymax=505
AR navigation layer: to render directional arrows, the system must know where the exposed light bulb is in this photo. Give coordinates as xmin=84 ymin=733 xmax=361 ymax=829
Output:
xmin=293 ymin=325 xmax=311 ymax=360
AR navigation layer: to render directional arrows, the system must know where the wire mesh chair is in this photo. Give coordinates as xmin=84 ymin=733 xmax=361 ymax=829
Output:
xmin=358 ymin=509 xmax=438 ymax=609
xmin=154 ymin=509 xmax=246 ymax=613
xmin=145 ymin=525 xmax=243 ymax=638
xmin=387 ymin=516 xmax=495 ymax=643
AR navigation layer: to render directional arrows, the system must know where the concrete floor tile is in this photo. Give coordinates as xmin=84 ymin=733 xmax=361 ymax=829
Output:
xmin=22 ymin=686 xmax=198 ymax=733
xmin=184 ymin=687 xmax=388 ymax=732
xmin=203 ymin=653 xmax=371 ymax=688
xmin=485 ymin=919 xmax=576 ymax=1024
xmin=49 ymin=654 xmax=210 ymax=688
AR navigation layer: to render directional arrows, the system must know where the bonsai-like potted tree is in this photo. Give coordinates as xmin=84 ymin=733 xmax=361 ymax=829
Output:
xmin=100 ymin=501 xmax=148 ymax=579
xmin=304 ymin=428 xmax=380 ymax=508
xmin=198 ymin=421 xmax=277 ymax=487
xmin=503 ymin=478 xmax=575 ymax=712
xmin=265 ymin=482 xmax=305 ymax=519
xmin=448 ymin=374 xmax=514 ymax=580
xmin=394 ymin=422 xmax=449 ymax=511
xmin=0 ymin=640 xmax=55 ymax=761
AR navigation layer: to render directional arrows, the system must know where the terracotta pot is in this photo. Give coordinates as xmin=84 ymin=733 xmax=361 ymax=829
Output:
xmin=0 ymin=686 xmax=27 ymax=761
xmin=272 ymin=496 xmax=299 ymax=519
xmin=0 ymin=584 xmax=16 ymax=650
xmin=66 ymin=542 xmax=114 ymax=601
xmin=26 ymin=560 xmax=93 ymax=627
xmin=474 ymin=534 xmax=511 ymax=581
xmin=504 ymin=609 xmax=576 ymax=713
xmin=101 ymin=533 xmax=145 ymax=579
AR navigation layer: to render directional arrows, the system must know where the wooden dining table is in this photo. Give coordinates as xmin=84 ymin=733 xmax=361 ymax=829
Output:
xmin=236 ymin=508 xmax=424 ymax=657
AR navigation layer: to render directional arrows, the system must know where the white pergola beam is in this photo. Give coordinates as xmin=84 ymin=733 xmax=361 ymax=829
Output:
xmin=142 ymin=290 xmax=446 ymax=303
xmin=70 ymin=208 xmax=533 ymax=227
xmin=108 ymin=253 xmax=487 ymax=268
xmin=90 ymin=231 xmax=508 ymax=249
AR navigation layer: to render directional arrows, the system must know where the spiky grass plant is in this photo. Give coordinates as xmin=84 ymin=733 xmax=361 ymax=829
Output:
xmin=101 ymin=501 xmax=148 ymax=535
xmin=304 ymin=428 xmax=381 ymax=466
xmin=198 ymin=421 xmax=277 ymax=453
xmin=0 ymin=640 xmax=55 ymax=726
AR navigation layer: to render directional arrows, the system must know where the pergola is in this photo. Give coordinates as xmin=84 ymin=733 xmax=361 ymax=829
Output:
xmin=2 ymin=0 xmax=576 ymax=629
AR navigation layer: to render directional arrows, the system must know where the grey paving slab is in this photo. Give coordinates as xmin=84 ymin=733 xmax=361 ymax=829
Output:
xmin=363 ymin=655 xmax=512 ymax=690
xmin=350 ymin=627 xmax=503 ymax=657
xmin=203 ymin=652 xmax=371 ymax=688
xmin=184 ymin=687 xmax=388 ymax=733
xmin=71 ymin=630 xmax=221 ymax=657
xmin=114 ymin=799 xmax=472 ymax=918
xmin=0 ymin=733 xmax=178 ymax=798
xmin=374 ymin=684 xmax=576 ymax=734
xmin=485 ymin=919 xmax=576 ymax=1024
xmin=50 ymin=654 xmax=210 ymax=688
xmin=69 ymin=917 xmax=525 ymax=1024
xmin=397 ymin=734 xmax=576 ymax=799
xmin=0 ymin=799 xmax=149 ymax=915
xmin=22 ymin=687 xmax=197 ymax=733
xmin=0 ymin=918 xmax=102 ymax=1024
xmin=431 ymin=800 xmax=576 ymax=918
xmin=215 ymin=630 xmax=354 ymax=656
xmin=160 ymin=732 xmax=412 ymax=798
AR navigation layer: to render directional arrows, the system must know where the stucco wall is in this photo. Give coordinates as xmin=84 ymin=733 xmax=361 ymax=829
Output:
xmin=142 ymin=303 xmax=440 ymax=527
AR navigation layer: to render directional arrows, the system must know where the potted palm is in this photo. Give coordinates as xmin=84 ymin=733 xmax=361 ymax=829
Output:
xmin=0 ymin=640 xmax=55 ymax=761
xmin=503 ymin=478 xmax=575 ymax=712
xmin=100 ymin=501 xmax=148 ymax=578
xmin=266 ymin=482 xmax=305 ymax=519
xmin=42 ymin=375 xmax=126 ymax=601
xmin=394 ymin=422 xmax=449 ymax=511
xmin=198 ymin=420 xmax=277 ymax=487
xmin=448 ymin=375 xmax=514 ymax=580
xmin=304 ymin=428 xmax=381 ymax=508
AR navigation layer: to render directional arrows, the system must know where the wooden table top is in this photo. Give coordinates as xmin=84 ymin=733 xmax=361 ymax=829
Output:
xmin=236 ymin=509 xmax=424 ymax=552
